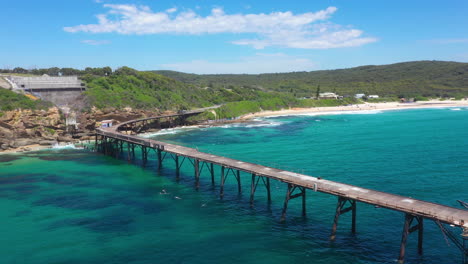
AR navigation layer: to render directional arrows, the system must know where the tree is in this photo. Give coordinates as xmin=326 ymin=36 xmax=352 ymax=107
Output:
xmin=31 ymin=68 xmax=48 ymax=75
xmin=115 ymin=66 xmax=138 ymax=76
xmin=102 ymin=66 xmax=112 ymax=76
xmin=12 ymin=67 xmax=28 ymax=74
xmin=315 ymin=84 xmax=321 ymax=99
xmin=60 ymin=68 xmax=80 ymax=76
xmin=47 ymin=67 xmax=60 ymax=76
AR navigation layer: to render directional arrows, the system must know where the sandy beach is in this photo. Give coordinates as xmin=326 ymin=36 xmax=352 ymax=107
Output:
xmin=240 ymin=100 xmax=468 ymax=119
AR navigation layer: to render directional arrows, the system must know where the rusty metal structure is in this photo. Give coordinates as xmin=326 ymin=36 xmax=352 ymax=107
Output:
xmin=94 ymin=112 xmax=468 ymax=264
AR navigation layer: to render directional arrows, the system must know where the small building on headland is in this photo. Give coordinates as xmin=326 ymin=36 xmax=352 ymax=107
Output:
xmin=100 ymin=120 xmax=114 ymax=128
xmin=355 ymin=94 xmax=366 ymax=99
xmin=368 ymin=95 xmax=379 ymax=99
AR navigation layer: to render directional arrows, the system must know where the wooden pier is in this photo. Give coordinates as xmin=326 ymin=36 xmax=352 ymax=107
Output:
xmin=95 ymin=113 xmax=468 ymax=264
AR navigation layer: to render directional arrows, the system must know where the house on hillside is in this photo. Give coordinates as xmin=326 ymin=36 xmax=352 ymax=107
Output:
xmin=368 ymin=95 xmax=379 ymax=99
xmin=355 ymin=94 xmax=365 ymax=99
xmin=319 ymin=92 xmax=338 ymax=99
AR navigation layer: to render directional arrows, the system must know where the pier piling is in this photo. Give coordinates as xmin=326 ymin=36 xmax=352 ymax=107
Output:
xmin=330 ymin=197 xmax=357 ymax=241
xmin=194 ymin=159 xmax=200 ymax=189
xmin=157 ymin=149 xmax=162 ymax=169
xmin=220 ymin=166 xmax=225 ymax=198
xmin=174 ymin=155 xmax=180 ymax=179
xmin=250 ymin=174 xmax=272 ymax=206
xmin=398 ymin=214 xmax=424 ymax=264
xmin=462 ymin=228 xmax=468 ymax=264
xmin=210 ymin=163 xmax=215 ymax=185
xmin=280 ymin=184 xmax=306 ymax=221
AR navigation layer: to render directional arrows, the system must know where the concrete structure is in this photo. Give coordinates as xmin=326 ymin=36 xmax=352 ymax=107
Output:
xmin=0 ymin=76 xmax=12 ymax=89
xmin=355 ymin=94 xmax=366 ymax=99
xmin=9 ymin=75 xmax=84 ymax=91
xmin=368 ymin=95 xmax=380 ymax=99
xmin=0 ymin=75 xmax=18 ymax=91
xmin=93 ymin=111 xmax=468 ymax=264
xmin=7 ymin=75 xmax=85 ymax=107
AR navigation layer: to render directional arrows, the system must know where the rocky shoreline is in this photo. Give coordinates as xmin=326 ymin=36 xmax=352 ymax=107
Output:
xmin=5 ymin=100 xmax=466 ymax=153
xmin=0 ymin=107 xmax=159 ymax=153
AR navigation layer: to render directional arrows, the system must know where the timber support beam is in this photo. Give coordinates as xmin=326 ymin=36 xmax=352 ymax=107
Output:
xmin=250 ymin=174 xmax=272 ymax=206
xmin=219 ymin=167 xmax=242 ymax=198
xmin=330 ymin=196 xmax=357 ymax=241
xmin=463 ymin=230 xmax=468 ymax=264
xmin=398 ymin=214 xmax=424 ymax=264
xmin=280 ymin=183 xmax=306 ymax=221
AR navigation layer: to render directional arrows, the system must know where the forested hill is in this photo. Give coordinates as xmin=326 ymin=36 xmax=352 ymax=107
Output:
xmin=153 ymin=61 xmax=468 ymax=98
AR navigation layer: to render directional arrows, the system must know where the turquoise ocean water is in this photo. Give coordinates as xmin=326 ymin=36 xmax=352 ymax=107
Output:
xmin=0 ymin=107 xmax=467 ymax=264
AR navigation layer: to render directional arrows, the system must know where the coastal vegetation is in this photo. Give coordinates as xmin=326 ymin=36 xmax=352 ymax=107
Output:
xmin=0 ymin=89 xmax=52 ymax=111
xmin=80 ymin=67 xmax=311 ymax=112
xmin=153 ymin=61 xmax=468 ymax=99
xmin=1 ymin=60 xmax=467 ymax=116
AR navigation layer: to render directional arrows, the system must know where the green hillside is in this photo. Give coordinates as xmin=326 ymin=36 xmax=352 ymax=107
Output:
xmin=153 ymin=61 xmax=468 ymax=98
xmin=2 ymin=61 xmax=467 ymax=116
xmin=81 ymin=67 xmax=297 ymax=111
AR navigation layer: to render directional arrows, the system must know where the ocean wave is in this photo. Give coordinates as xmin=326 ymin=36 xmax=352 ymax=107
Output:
xmin=264 ymin=110 xmax=384 ymax=118
xmin=450 ymin=108 xmax=462 ymax=111
xmin=218 ymin=120 xmax=283 ymax=129
xmin=245 ymin=121 xmax=283 ymax=128
xmin=141 ymin=120 xmax=284 ymax=137
xmin=52 ymin=143 xmax=78 ymax=149
xmin=140 ymin=126 xmax=200 ymax=138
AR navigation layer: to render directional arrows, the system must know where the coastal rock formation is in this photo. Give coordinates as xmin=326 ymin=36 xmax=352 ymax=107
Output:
xmin=0 ymin=107 xmax=157 ymax=152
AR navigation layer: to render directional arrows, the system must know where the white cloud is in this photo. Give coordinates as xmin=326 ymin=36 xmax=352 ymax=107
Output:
xmin=81 ymin=39 xmax=111 ymax=45
xmin=166 ymin=7 xmax=177 ymax=13
xmin=160 ymin=53 xmax=317 ymax=74
xmin=65 ymin=4 xmax=376 ymax=49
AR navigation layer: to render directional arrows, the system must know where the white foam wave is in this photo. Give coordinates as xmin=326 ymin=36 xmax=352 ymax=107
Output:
xmin=140 ymin=126 xmax=200 ymax=138
xmin=450 ymin=108 xmax=461 ymax=111
xmin=264 ymin=110 xmax=384 ymax=118
xmin=245 ymin=121 xmax=283 ymax=128
xmin=217 ymin=120 xmax=283 ymax=129
xmin=141 ymin=120 xmax=283 ymax=137
xmin=52 ymin=143 xmax=78 ymax=149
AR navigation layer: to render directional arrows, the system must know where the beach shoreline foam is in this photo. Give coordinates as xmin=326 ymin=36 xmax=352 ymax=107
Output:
xmin=240 ymin=100 xmax=468 ymax=120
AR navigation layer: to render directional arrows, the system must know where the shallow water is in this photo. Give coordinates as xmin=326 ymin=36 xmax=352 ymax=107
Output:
xmin=1 ymin=107 xmax=467 ymax=264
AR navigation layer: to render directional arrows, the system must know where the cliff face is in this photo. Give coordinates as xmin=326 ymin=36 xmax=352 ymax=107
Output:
xmin=0 ymin=107 xmax=64 ymax=150
xmin=0 ymin=107 xmax=156 ymax=152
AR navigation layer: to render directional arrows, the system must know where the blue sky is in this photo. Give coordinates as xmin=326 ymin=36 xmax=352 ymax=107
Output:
xmin=2 ymin=0 xmax=467 ymax=73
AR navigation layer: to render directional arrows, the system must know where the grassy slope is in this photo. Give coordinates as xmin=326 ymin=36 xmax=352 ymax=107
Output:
xmin=0 ymin=89 xmax=52 ymax=112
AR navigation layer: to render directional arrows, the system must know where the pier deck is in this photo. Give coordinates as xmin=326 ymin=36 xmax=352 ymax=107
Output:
xmin=97 ymin=128 xmax=468 ymax=228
